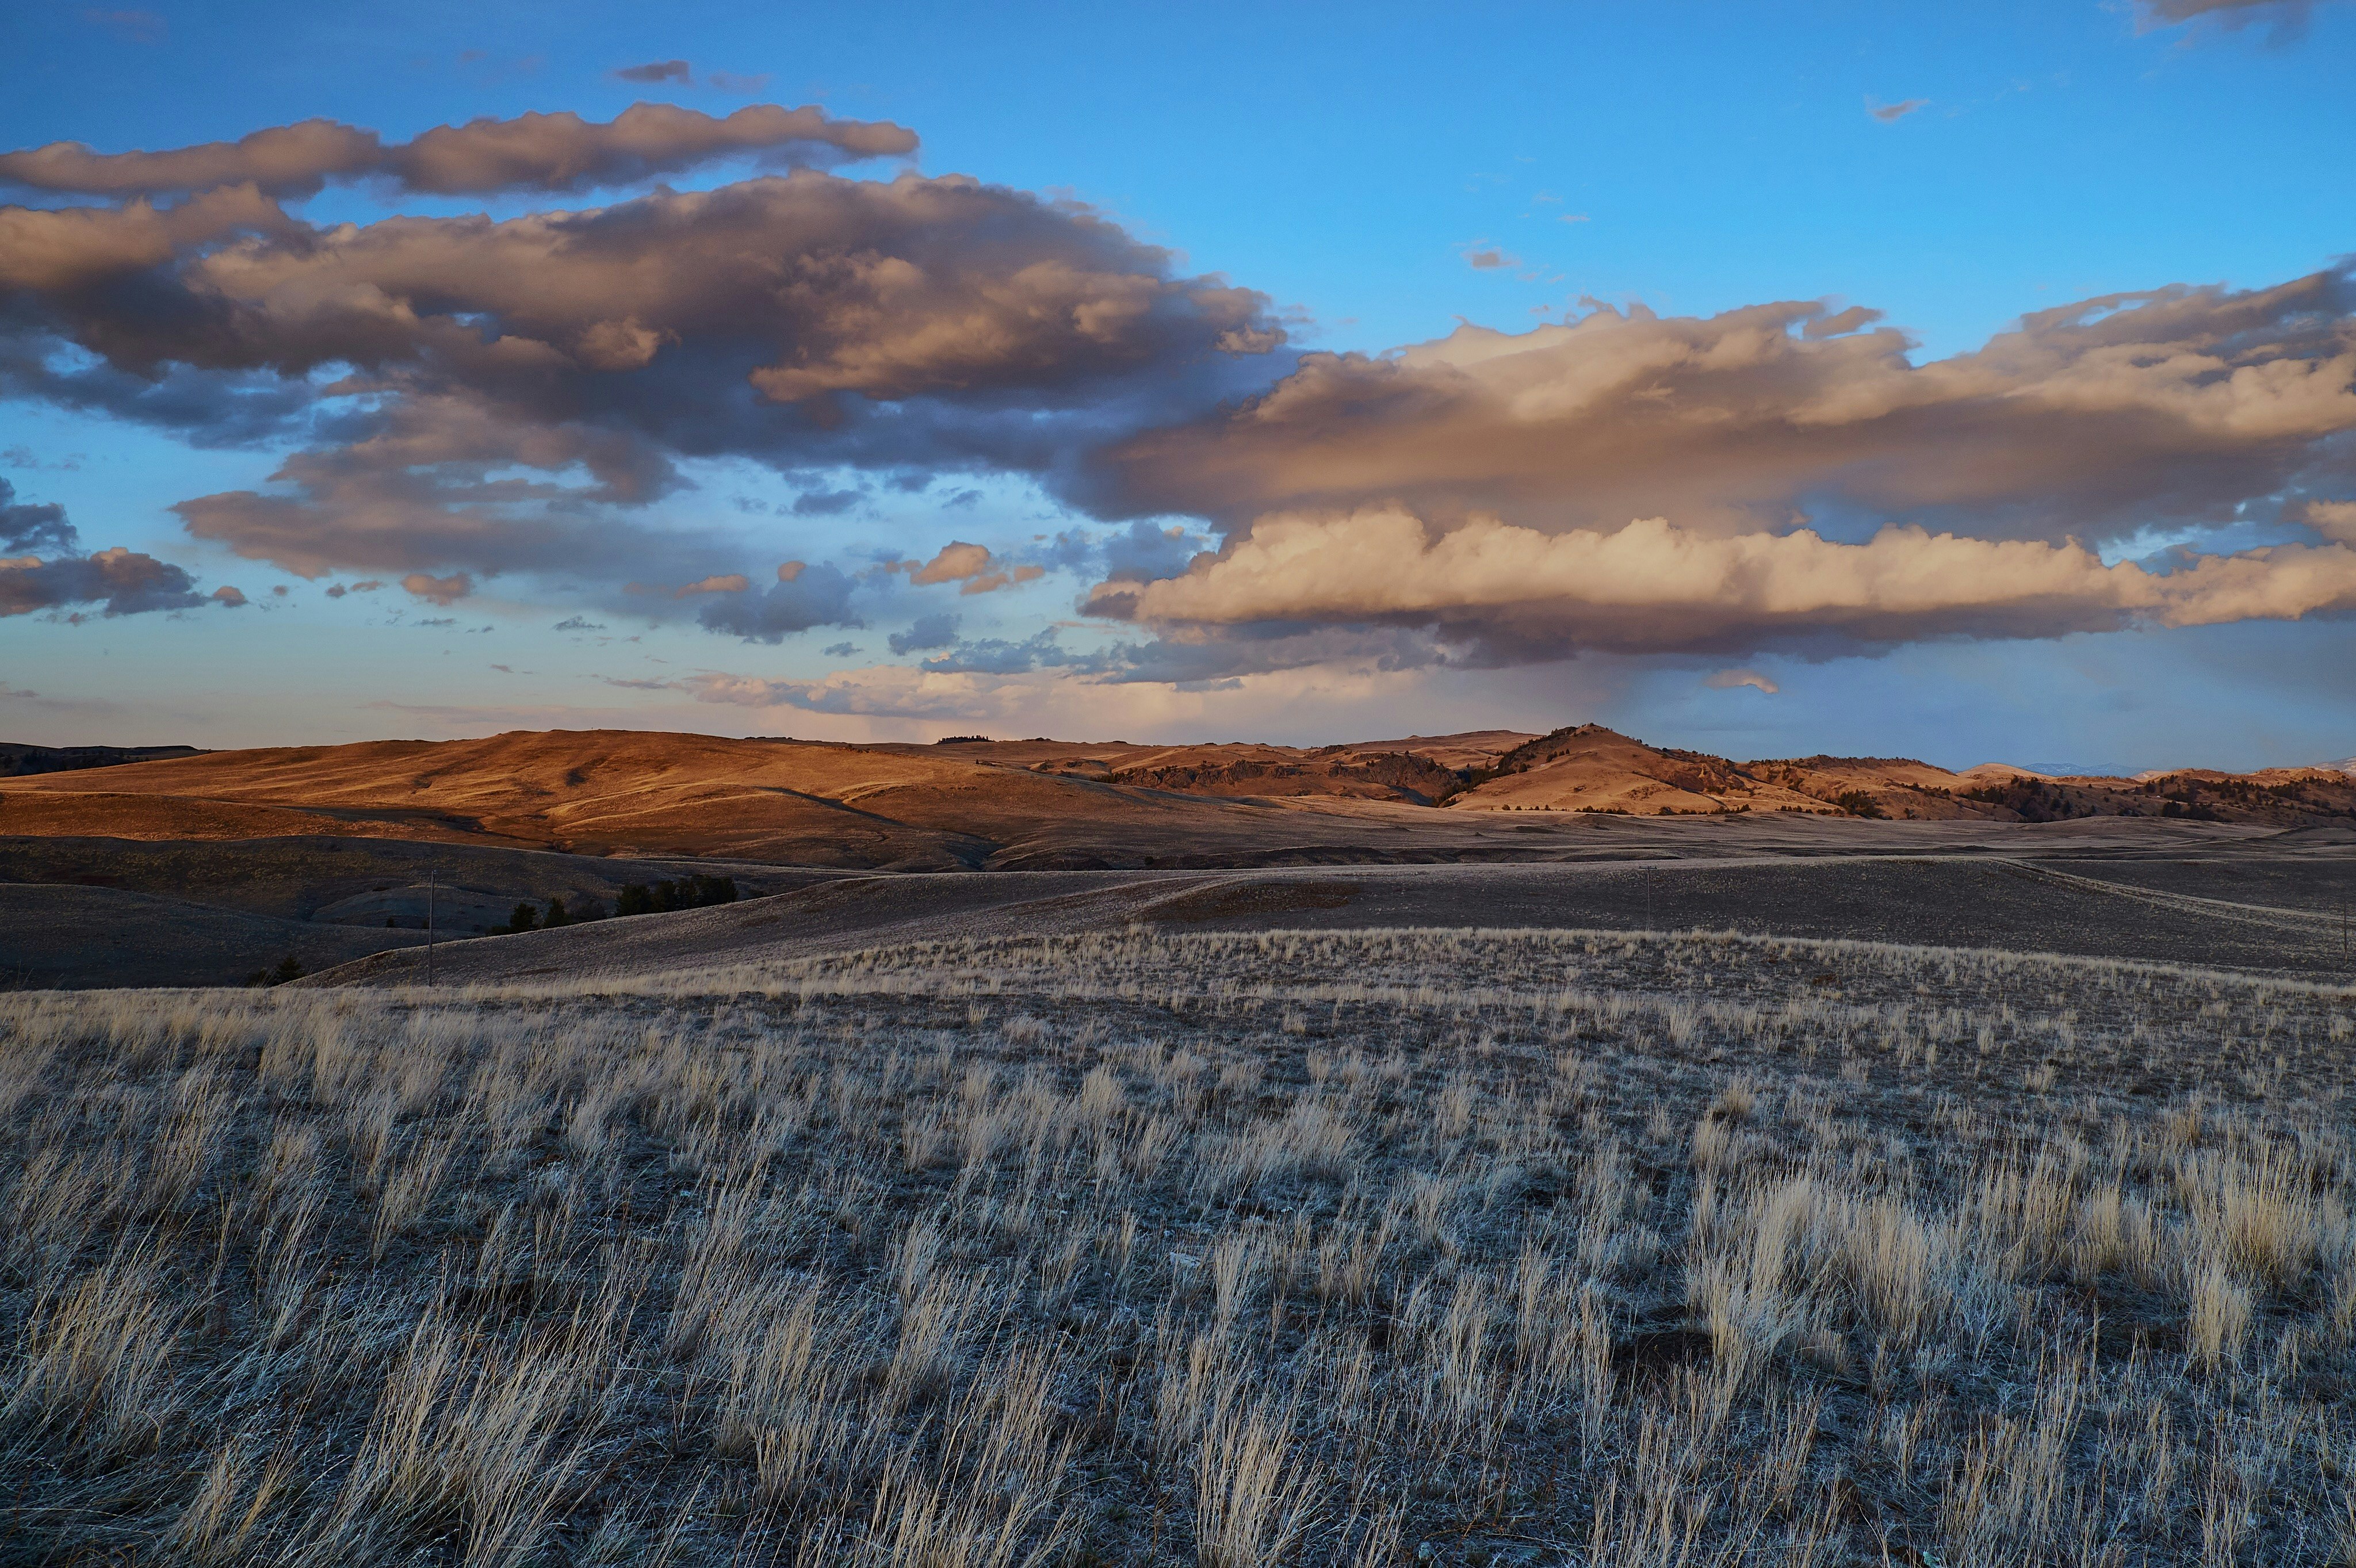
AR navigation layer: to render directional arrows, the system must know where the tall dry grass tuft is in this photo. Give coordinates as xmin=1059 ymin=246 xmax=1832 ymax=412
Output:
xmin=1 ymin=927 xmax=2353 ymax=1562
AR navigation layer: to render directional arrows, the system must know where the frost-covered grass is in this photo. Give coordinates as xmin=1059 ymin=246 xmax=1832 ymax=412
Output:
xmin=3 ymin=928 xmax=2354 ymax=1565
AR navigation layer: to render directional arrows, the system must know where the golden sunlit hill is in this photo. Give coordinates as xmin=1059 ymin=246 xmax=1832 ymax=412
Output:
xmin=4 ymin=724 xmax=2354 ymax=988
xmin=0 ymin=728 xmax=1558 ymax=870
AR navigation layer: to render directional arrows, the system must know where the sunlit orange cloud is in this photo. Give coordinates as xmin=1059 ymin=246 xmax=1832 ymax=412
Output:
xmin=1095 ymin=507 xmax=2356 ymax=657
xmin=1092 ymin=276 xmax=2356 ymax=550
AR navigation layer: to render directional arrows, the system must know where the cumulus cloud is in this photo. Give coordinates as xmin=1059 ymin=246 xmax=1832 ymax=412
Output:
xmin=694 ymin=561 xmax=857 ymax=641
xmin=212 ymin=585 xmax=247 ymax=607
xmin=0 ymin=477 xmax=75 ymax=555
xmin=1 ymin=545 xmax=207 ymax=618
xmin=2305 ymin=500 xmax=2356 ymax=544
xmin=401 ymin=571 xmax=472 ymax=605
xmin=0 ymin=103 xmax=917 ymax=200
xmin=1092 ymin=506 xmax=2356 ymax=661
xmin=908 ymin=541 xmax=995 ymax=585
xmin=1463 ymin=247 xmax=1519 ymax=271
xmin=1707 ymin=668 xmax=1779 ymax=694
xmin=888 ymin=611 xmax=961 ymax=655
xmin=1 ymin=118 xmax=1283 ymax=610
xmin=1090 ymin=273 xmax=2356 ymax=550
xmin=0 ymin=479 xmax=208 ymax=617
xmin=897 ymin=540 xmax=1046 ymax=595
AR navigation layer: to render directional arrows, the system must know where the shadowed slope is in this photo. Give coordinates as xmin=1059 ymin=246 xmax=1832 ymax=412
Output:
xmin=308 ymin=848 xmax=2356 ymax=989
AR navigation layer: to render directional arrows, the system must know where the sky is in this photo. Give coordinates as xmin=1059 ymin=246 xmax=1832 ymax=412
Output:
xmin=2 ymin=0 xmax=2353 ymax=771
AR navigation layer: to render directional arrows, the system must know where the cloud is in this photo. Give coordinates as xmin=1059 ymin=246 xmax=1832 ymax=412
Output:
xmin=1095 ymin=519 xmax=1208 ymax=583
xmin=918 ymin=632 xmax=1069 ymax=675
xmin=1868 ymin=97 xmax=1929 ymax=123
xmin=597 ymin=675 xmax=674 ymax=689
xmin=1706 ymin=667 xmax=1779 ymax=694
xmin=0 ymin=103 xmax=917 ymax=200
xmin=613 ymin=60 xmax=693 ymax=85
xmin=821 ymin=641 xmax=860 ymax=656
xmin=1091 ymin=506 xmax=2356 ymax=661
xmin=683 ymin=665 xmax=1009 ymax=718
xmin=1462 ymin=247 xmax=1519 ymax=271
xmin=553 ymin=615 xmax=606 ymax=631
xmin=894 ymin=540 xmax=1047 ymax=596
xmin=0 ymin=477 xmax=75 ymax=554
xmin=792 ymin=488 xmax=862 ymax=516
xmin=212 ymin=585 xmax=247 ymax=607
xmin=2136 ymin=0 xmax=2328 ymax=35
xmin=0 ymin=480 xmax=209 ymax=617
xmin=401 ymin=571 xmax=472 ymax=605
xmin=908 ymin=541 xmax=995 ymax=585
xmin=695 ymin=561 xmax=857 ymax=641
xmin=672 ymin=641 xmax=1438 ymax=724
xmin=2306 ymin=500 xmax=2356 ymax=544
xmin=3 ymin=445 xmax=81 ymax=469
xmin=888 ymin=611 xmax=961 ymax=654
xmin=672 ymin=573 xmax=749 ymax=597
xmin=2 ymin=124 xmax=1283 ymax=611
xmin=1089 ymin=270 xmax=2356 ymax=552
xmin=1 ymin=545 xmax=208 ymax=618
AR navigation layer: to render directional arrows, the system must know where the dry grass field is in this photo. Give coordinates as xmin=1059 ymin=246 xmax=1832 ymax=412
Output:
xmin=5 ymin=928 xmax=2355 ymax=1565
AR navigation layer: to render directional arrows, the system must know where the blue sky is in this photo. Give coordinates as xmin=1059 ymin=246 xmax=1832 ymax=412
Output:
xmin=2 ymin=0 xmax=2353 ymax=768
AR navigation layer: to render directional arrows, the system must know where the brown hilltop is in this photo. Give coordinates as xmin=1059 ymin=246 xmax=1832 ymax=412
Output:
xmin=1 ymin=726 xmax=2348 ymax=875
xmin=0 ymin=728 xmax=1543 ymax=870
xmin=1440 ymin=724 xmax=2356 ymax=824
xmin=866 ymin=731 xmax=1533 ymax=803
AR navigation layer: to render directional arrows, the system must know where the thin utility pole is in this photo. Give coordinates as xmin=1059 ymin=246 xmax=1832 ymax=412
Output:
xmin=427 ymin=873 xmax=436 ymax=986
